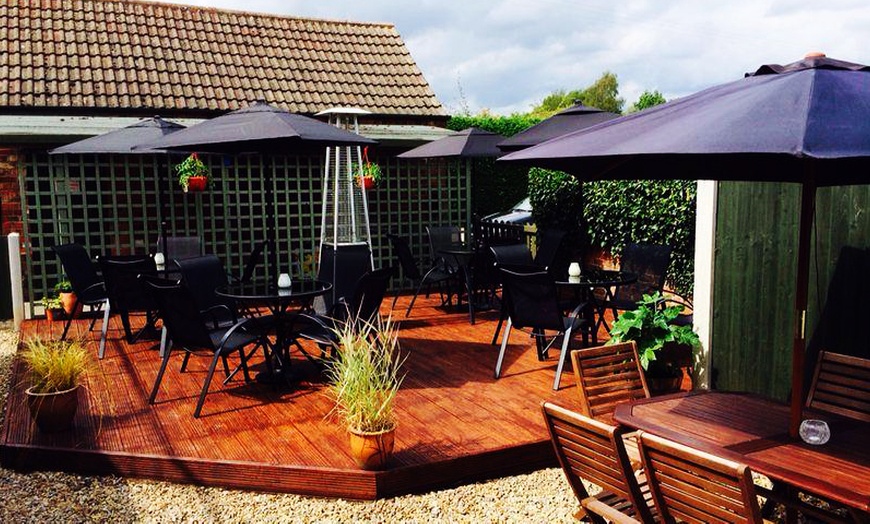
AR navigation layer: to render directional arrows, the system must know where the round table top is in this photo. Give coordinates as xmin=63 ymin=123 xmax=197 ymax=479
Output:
xmin=555 ymin=268 xmax=637 ymax=287
xmin=216 ymin=278 xmax=332 ymax=302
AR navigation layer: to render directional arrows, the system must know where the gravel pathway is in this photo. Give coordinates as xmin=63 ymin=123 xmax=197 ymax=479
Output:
xmin=0 ymin=324 xmax=580 ymax=523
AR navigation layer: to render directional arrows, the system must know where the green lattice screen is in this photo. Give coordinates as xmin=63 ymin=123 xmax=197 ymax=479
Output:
xmin=20 ymin=149 xmax=468 ymax=314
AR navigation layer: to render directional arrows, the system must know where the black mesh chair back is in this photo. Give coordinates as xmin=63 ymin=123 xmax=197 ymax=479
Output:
xmin=52 ymin=243 xmax=105 ymax=303
xmin=613 ymin=243 xmax=673 ymax=307
xmin=158 ymin=235 xmax=202 ymax=261
xmin=426 ymin=225 xmax=462 ymax=272
xmin=346 ymin=267 xmax=394 ymax=326
xmin=533 ymin=229 xmax=567 ymax=270
xmin=142 ymin=276 xmax=214 ymax=350
xmin=98 ymin=255 xmax=158 ymax=314
xmin=500 ymin=268 xmax=565 ymax=332
xmin=387 ymin=234 xmax=423 ymax=281
xmin=490 ymin=244 xmax=534 ymax=267
xmin=240 ymin=241 xmax=267 ymax=283
xmin=175 ymin=255 xmax=234 ymax=316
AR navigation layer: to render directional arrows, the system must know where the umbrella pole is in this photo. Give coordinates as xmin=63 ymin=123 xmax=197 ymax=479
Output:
xmin=790 ymin=177 xmax=816 ymax=439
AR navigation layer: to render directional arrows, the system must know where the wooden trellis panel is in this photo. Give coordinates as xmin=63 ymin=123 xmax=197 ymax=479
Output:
xmin=19 ymin=148 xmax=468 ymax=314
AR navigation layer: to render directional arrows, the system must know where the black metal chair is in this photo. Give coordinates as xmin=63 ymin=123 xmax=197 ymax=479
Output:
xmin=296 ymin=267 xmax=394 ymax=357
xmin=386 ymin=233 xmax=454 ymax=317
xmin=489 ymin=244 xmax=536 ymax=345
xmin=608 ymin=243 xmax=673 ymax=321
xmin=140 ymin=275 xmax=268 ymax=418
xmin=497 ymin=267 xmax=588 ymax=390
xmin=96 ymin=254 xmax=159 ymax=359
xmin=52 ymin=243 xmax=108 ymax=341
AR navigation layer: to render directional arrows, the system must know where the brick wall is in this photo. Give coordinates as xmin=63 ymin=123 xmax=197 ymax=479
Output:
xmin=0 ymin=147 xmax=22 ymax=236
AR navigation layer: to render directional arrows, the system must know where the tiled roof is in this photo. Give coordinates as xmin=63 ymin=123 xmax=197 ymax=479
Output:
xmin=0 ymin=0 xmax=445 ymax=117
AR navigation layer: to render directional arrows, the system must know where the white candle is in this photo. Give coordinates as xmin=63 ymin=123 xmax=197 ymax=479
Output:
xmin=277 ymin=273 xmax=292 ymax=288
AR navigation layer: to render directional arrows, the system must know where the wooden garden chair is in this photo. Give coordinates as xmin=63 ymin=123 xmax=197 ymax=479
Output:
xmin=542 ymin=402 xmax=656 ymax=523
xmin=637 ymin=430 xmax=764 ymax=524
xmin=806 ymin=350 xmax=870 ymax=422
xmin=571 ymin=341 xmax=650 ymax=421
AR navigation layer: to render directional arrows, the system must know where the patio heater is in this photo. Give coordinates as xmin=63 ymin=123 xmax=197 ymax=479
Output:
xmin=315 ymin=108 xmax=374 ymax=310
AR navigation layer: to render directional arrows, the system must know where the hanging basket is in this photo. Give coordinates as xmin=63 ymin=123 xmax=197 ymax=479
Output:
xmin=358 ymin=176 xmax=376 ymax=190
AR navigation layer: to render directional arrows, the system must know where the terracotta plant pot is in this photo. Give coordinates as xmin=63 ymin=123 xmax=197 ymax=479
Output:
xmin=58 ymin=292 xmax=79 ymax=317
xmin=186 ymin=176 xmax=208 ymax=192
xmin=349 ymin=426 xmax=396 ymax=470
xmin=25 ymin=385 xmax=79 ymax=433
xmin=358 ymin=176 xmax=376 ymax=190
xmin=45 ymin=308 xmax=64 ymax=322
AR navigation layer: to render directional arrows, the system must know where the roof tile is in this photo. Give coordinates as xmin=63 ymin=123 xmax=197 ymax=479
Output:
xmin=2 ymin=0 xmax=444 ymax=116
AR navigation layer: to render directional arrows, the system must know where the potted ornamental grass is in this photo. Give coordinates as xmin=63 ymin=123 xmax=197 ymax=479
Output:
xmin=175 ymin=152 xmax=212 ymax=193
xmin=607 ymin=292 xmax=700 ymax=394
xmin=20 ymin=336 xmax=91 ymax=432
xmin=325 ymin=314 xmax=405 ymax=470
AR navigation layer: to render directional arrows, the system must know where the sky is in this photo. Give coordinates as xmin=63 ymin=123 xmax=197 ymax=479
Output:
xmin=154 ymin=0 xmax=870 ymax=115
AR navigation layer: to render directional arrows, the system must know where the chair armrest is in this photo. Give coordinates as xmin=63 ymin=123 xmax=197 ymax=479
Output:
xmin=81 ymin=281 xmax=107 ymax=296
xmin=581 ymin=497 xmax=642 ymax=524
xmin=216 ymin=317 xmax=256 ymax=349
xmin=201 ymin=304 xmax=237 ymax=327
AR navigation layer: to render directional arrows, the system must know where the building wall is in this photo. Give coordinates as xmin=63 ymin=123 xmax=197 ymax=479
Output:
xmin=0 ymin=147 xmax=23 ymax=236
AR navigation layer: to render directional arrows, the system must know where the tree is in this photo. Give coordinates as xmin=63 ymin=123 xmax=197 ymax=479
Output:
xmin=628 ymin=90 xmax=667 ymax=113
xmin=530 ymin=72 xmax=625 ymax=117
xmin=579 ymin=71 xmax=624 ymax=114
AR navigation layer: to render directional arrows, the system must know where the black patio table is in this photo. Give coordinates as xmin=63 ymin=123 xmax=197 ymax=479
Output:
xmin=554 ymin=268 xmax=637 ymax=344
xmin=216 ymin=277 xmax=332 ymax=383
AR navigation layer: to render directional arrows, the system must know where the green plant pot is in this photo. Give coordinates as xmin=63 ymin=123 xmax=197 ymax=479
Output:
xmin=25 ymin=385 xmax=79 ymax=433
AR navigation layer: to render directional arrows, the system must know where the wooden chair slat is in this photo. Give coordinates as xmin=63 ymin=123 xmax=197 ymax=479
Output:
xmin=807 ymin=351 xmax=870 ymax=422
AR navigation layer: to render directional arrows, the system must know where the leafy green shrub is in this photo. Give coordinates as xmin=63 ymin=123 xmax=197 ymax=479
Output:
xmin=585 ymin=180 xmax=696 ymax=294
xmin=528 ymin=168 xmax=583 ymax=233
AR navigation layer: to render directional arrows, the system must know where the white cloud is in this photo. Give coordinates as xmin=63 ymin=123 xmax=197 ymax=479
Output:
xmin=153 ymin=0 xmax=870 ymax=115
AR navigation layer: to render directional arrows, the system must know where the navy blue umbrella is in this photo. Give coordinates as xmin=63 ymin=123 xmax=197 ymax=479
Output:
xmin=397 ymin=127 xmax=506 ymax=158
xmin=502 ymin=53 xmax=870 ymax=438
xmin=49 ymin=116 xmax=185 ymax=154
xmin=497 ymin=103 xmax=619 ymax=152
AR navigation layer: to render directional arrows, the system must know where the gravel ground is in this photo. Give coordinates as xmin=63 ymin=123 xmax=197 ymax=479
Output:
xmin=0 ymin=323 xmax=581 ymax=523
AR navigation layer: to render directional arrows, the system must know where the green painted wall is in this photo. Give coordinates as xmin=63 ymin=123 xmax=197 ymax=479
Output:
xmin=712 ymin=182 xmax=870 ymax=399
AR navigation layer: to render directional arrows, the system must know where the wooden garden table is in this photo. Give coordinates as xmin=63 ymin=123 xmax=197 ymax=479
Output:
xmin=613 ymin=390 xmax=870 ymax=518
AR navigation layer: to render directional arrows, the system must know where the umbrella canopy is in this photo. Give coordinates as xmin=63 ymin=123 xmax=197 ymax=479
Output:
xmin=49 ymin=116 xmax=185 ymax=154
xmin=501 ymin=53 xmax=870 ymax=438
xmin=502 ymin=55 xmax=870 ymax=182
xmin=142 ymin=100 xmax=375 ymax=153
xmin=397 ymin=127 xmax=506 ymax=158
xmin=497 ymin=103 xmax=619 ymax=152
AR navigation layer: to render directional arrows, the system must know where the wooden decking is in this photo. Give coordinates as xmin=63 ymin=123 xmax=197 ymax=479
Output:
xmin=1 ymin=295 xmax=599 ymax=500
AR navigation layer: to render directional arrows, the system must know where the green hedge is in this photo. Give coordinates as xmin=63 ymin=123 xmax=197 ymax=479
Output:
xmin=585 ymin=179 xmax=696 ymax=295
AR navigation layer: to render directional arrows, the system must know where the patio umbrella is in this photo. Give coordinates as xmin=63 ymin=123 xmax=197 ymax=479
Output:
xmin=501 ymin=52 xmax=870 ymax=438
xmin=496 ymin=103 xmax=619 ymax=152
xmin=49 ymin=116 xmax=187 ymax=256
xmin=396 ymin=127 xmax=506 ymax=159
xmin=142 ymin=100 xmax=374 ymax=153
xmin=49 ymin=116 xmax=185 ymax=154
xmin=143 ymin=100 xmax=376 ymax=282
